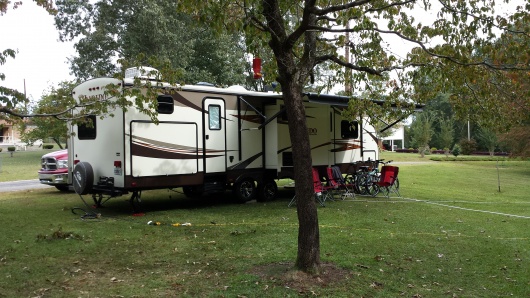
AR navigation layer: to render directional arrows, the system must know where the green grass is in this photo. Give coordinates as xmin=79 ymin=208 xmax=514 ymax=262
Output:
xmin=0 ymin=149 xmax=56 ymax=182
xmin=0 ymin=154 xmax=529 ymax=297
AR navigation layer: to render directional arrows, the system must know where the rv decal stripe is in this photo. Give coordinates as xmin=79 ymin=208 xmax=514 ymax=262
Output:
xmin=277 ymin=146 xmax=292 ymax=154
xmin=131 ymin=143 xmax=200 ymax=159
xmin=174 ymin=93 xmax=202 ymax=112
xmin=330 ymin=143 xmax=361 ymax=152
xmin=311 ymin=142 xmax=331 ymax=150
xmin=330 ymin=139 xmax=362 ymax=152
xmin=231 ymin=114 xmax=262 ymax=124
xmin=227 ymin=152 xmax=263 ymax=170
xmin=131 ymin=135 xmax=198 ymax=152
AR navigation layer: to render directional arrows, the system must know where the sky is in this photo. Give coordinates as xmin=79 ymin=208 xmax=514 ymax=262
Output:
xmin=0 ymin=2 xmax=75 ymax=101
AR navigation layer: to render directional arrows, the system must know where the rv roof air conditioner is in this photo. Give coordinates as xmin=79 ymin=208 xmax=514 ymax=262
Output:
xmin=227 ymin=85 xmax=247 ymax=91
xmin=196 ymin=82 xmax=215 ymax=87
xmin=124 ymin=66 xmax=160 ymax=80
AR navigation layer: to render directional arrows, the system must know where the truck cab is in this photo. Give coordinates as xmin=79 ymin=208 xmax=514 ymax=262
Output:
xmin=38 ymin=149 xmax=70 ymax=191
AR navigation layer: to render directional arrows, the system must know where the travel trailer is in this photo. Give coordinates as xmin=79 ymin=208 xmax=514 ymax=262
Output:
xmin=68 ymin=67 xmax=381 ymax=208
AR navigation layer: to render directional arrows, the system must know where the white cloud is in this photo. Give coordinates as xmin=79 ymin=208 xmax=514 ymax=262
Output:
xmin=0 ymin=2 xmax=75 ymax=101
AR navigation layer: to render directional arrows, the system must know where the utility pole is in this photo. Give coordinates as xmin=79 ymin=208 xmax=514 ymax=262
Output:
xmin=344 ymin=22 xmax=352 ymax=96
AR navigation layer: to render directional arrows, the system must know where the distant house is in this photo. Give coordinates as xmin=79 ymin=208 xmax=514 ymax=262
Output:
xmin=0 ymin=119 xmax=39 ymax=150
xmin=381 ymin=124 xmax=405 ymax=151
xmin=0 ymin=119 xmax=21 ymax=146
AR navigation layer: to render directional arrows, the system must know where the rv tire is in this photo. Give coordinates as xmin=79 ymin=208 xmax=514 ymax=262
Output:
xmin=233 ymin=178 xmax=256 ymax=203
xmin=183 ymin=186 xmax=203 ymax=198
xmin=257 ymin=179 xmax=277 ymax=202
xmin=72 ymin=162 xmax=94 ymax=195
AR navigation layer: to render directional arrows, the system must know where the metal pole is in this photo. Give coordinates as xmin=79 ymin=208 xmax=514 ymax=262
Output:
xmin=496 ymin=159 xmax=501 ymax=192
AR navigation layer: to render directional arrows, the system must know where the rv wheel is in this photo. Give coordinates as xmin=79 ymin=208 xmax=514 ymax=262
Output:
xmin=183 ymin=186 xmax=203 ymax=198
xmin=233 ymin=178 xmax=256 ymax=203
xmin=257 ymin=179 xmax=278 ymax=202
xmin=72 ymin=162 xmax=94 ymax=195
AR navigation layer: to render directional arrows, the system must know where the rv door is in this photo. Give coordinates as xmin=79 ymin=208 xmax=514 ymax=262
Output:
xmin=203 ymin=98 xmax=226 ymax=173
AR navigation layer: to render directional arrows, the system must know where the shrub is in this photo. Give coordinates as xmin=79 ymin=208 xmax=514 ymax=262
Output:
xmin=452 ymin=144 xmax=461 ymax=157
xmin=43 ymin=144 xmax=54 ymax=150
xmin=459 ymin=139 xmax=477 ymax=155
xmin=7 ymin=146 xmax=16 ymax=152
xmin=395 ymin=148 xmax=419 ymax=153
xmin=0 ymin=148 xmax=2 ymax=152
xmin=430 ymin=147 xmax=437 ymax=152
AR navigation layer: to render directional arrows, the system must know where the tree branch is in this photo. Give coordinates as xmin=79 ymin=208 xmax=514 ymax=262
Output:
xmin=310 ymin=0 xmax=371 ymax=16
xmin=371 ymin=27 xmax=530 ymax=71
xmin=437 ymin=0 xmax=530 ymax=38
xmin=315 ymin=54 xmax=381 ymax=75
xmin=285 ymin=0 xmax=317 ymax=52
xmin=308 ymin=23 xmax=529 ymax=71
xmin=311 ymin=0 xmax=415 ymax=16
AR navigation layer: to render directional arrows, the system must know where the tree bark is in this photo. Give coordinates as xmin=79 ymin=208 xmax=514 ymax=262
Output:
xmin=283 ymin=83 xmax=321 ymax=274
xmin=53 ymin=138 xmax=64 ymax=149
xmin=262 ymin=0 xmax=321 ymax=274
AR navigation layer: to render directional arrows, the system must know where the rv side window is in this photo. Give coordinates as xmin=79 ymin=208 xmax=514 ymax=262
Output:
xmin=341 ymin=120 xmax=359 ymax=139
xmin=208 ymin=105 xmax=221 ymax=130
xmin=157 ymin=95 xmax=174 ymax=114
xmin=78 ymin=115 xmax=97 ymax=140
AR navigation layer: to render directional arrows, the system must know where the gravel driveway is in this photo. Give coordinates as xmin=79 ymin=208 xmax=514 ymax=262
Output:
xmin=0 ymin=180 xmax=52 ymax=193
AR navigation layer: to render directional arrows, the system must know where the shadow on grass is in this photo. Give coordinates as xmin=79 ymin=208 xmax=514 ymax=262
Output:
xmin=69 ymin=187 xmax=296 ymax=216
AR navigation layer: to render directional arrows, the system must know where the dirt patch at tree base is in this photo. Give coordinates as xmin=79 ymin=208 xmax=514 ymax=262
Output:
xmin=249 ymin=262 xmax=352 ymax=294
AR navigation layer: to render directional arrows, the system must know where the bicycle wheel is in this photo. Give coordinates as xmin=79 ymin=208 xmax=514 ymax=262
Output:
xmin=356 ymin=174 xmax=369 ymax=195
xmin=365 ymin=174 xmax=379 ymax=197
xmin=347 ymin=173 xmax=361 ymax=194
xmin=368 ymin=183 xmax=380 ymax=197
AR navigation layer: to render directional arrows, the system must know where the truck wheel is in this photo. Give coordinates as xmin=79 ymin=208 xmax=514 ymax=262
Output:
xmin=233 ymin=178 xmax=256 ymax=203
xmin=72 ymin=162 xmax=94 ymax=195
xmin=257 ymin=179 xmax=277 ymax=202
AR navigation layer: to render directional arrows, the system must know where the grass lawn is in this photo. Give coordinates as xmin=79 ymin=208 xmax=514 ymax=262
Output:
xmin=0 ymin=151 xmax=529 ymax=297
xmin=0 ymin=149 xmax=56 ymax=182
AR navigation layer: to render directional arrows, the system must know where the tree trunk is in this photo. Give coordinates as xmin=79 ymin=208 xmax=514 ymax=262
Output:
xmin=260 ymin=0 xmax=320 ymax=274
xmin=53 ymin=138 xmax=64 ymax=149
xmin=282 ymin=83 xmax=321 ymax=274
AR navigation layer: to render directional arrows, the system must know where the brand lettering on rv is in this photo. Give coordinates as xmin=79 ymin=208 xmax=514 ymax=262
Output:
xmin=308 ymin=128 xmax=317 ymax=135
xmin=78 ymin=94 xmax=108 ymax=101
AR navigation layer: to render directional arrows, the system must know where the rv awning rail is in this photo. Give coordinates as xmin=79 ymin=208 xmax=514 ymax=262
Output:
xmin=304 ymin=92 xmax=424 ymax=111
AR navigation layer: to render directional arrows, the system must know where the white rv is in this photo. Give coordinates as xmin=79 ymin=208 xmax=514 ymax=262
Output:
xmin=68 ymin=67 xmax=379 ymax=207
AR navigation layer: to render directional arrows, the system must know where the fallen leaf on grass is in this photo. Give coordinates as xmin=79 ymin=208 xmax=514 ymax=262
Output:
xmin=110 ymin=277 xmax=125 ymax=283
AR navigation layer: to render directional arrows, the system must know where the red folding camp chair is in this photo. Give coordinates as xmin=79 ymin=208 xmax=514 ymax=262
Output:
xmin=288 ymin=167 xmax=329 ymax=207
xmin=374 ymin=165 xmax=400 ymax=198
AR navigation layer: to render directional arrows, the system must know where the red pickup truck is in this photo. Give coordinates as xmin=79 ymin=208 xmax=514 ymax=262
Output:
xmin=38 ymin=149 xmax=70 ymax=191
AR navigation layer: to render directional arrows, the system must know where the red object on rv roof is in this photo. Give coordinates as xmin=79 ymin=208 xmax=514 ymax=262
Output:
xmin=252 ymin=58 xmax=262 ymax=79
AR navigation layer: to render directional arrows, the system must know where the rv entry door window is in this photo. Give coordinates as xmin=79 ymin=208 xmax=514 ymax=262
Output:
xmin=208 ymin=105 xmax=221 ymax=130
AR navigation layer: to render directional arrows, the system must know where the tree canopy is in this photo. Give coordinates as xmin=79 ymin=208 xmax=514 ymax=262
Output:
xmin=54 ymin=0 xmax=249 ymax=86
